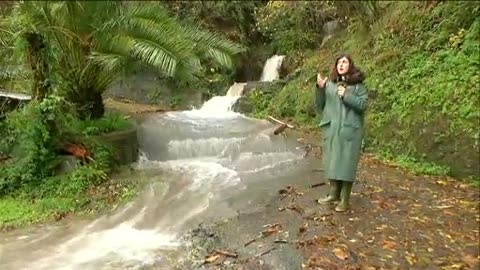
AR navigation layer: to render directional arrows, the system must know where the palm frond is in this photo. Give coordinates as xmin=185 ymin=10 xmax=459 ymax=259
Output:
xmin=186 ymin=24 xmax=245 ymax=55
xmin=205 ymin=48 xmax=234 ymax=68
xmin=129 ymin=38 xmax=179 ymax=76
xmin=173 ymin=56 xmax=202 ymax=84
xmin=89 ymin=52 xmax=126 ymax=75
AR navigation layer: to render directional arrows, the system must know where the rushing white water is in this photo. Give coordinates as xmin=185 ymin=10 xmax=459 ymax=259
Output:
xmin=183 ymin=82 xmax=247 ymax=118
xmin=260 ymin=54 xmax=285 ymax=82
xmin=0 ymin=55 xmax=309 ymax=270
xmin=225 ymin=82 xmax=247 ymax=96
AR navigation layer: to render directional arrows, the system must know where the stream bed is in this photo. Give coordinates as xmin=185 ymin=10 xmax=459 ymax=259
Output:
xmin=0 ymin=105 xmax=323 ymax=270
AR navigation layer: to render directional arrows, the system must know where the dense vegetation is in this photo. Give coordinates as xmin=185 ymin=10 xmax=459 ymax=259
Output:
xmin=241 ymin=1 xmax=479 ymax=179
xmin=0 ymin=1 xmax=243 ymax=228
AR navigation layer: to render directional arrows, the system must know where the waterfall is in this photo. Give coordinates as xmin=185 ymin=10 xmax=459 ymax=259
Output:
xmin=260 ymin=55 xmax=285 ymax=82
xmin=184 ymin=83 xmax=246 ymax=118
xmin=226 ymin=82 xmax=247 ymax=97
xmin=186 ymin=54 xmax=285 ymax=117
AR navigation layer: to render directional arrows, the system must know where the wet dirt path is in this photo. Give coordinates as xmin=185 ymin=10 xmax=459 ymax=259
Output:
xmin=189 ymin=151 xmax=479 ymax=270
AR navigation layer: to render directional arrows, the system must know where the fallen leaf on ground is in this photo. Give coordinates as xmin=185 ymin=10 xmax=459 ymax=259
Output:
xmin=382 ymin=240 xmax=397 ymax=251
xmin=214 ymin=249 xmax=238 ymax=258
xmin=333 ymin=248 xmax=349 ymax=260
xmin=436 ymin=180 xmax=448 ymax=186
xmin=205 ymin=254 xmax=220 ymax=263
xmin=299 ymin=222 xmax=308 ymax=234
xmin=462 ymin=254 xmax=479 ymax=266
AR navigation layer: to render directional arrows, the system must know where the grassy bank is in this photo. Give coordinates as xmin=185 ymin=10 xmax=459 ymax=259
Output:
xmin=244 ymin=1 xmax=479 ymax=180
xmin=0 ymin=97 xmax=139 ymax=230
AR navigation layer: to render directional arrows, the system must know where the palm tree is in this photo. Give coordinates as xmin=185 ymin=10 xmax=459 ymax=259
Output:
xmin=2 ymin=1 xmax=245 ymax=118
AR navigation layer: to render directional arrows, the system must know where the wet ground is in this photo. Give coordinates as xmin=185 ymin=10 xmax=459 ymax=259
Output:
xmin=182 ymin=138 xmax=479 ymax=270
xmin=0 ymin=99 xmax=478 ymax=270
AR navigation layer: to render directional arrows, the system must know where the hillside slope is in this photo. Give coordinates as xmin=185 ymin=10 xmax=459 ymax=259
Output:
xmin=244 ymin=1 xmax=480 ymax=178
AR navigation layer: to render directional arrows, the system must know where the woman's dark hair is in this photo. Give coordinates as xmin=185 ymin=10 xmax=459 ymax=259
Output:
xmin=328 ymin=53 xmax=365 ymax=85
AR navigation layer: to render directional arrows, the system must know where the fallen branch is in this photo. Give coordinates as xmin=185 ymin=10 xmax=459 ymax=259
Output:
xmin=240 ymin=247 xmax=278 ymax=264
xmin=244 ymin=223 xmax=283 ymax=247
xmin=279 ymin=185 xmax=304 ymax=197
xmin=302 ymin=143 xmax=313 ymax=158
xmin=213 ymin=249 xmax=238 ymax=258
xmin=268 ymin=115 xmax=294 ymax=128
xmin=274 ymin=239 xmax=289 ymax=244
xmin=278 ymin=203 xmax=305 ymax=215
xmin=310 ymin=182 xmax=326 ymax=188
xmin=255 ymin=247 xmax=277 ymax=258
xmin=244 ymin=238 xmax=257 ymax=247
xmin=203 ymin=249 xmax=238 ymax=265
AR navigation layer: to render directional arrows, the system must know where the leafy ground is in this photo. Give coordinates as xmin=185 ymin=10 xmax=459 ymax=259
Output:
xmin=296 ymin=153 xmax=479 ymax=270
xmin=187 ymin=140 xmax=479 ymax=270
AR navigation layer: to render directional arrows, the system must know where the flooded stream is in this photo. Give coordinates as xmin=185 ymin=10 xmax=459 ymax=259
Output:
xmin=0 ymin=56 xmax=319 ymax=270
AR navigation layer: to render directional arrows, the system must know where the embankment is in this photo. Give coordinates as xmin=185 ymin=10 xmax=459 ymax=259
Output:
xmin=240 ymin=1 xmax=479 ymax=179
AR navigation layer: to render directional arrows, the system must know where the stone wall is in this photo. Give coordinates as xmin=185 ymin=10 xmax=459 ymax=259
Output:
xmin=104 ymin=71 xmax=202 ymax=110
xmin=96 ymin=126 xmax=139 ymax=166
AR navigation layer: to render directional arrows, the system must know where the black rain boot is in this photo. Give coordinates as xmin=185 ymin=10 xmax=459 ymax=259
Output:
xmin=335 ymin=181 xmax=353 ymax=212
xmin=317 ymin=180 xmax=342 ymax=204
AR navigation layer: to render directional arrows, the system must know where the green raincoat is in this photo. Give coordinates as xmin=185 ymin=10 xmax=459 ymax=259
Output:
xmin=315 ymin=80 xmax=368 ymax=182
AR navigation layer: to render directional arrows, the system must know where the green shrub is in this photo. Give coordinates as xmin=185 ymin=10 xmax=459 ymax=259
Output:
xmin=247 ymin=1 xmax=480 ymax=177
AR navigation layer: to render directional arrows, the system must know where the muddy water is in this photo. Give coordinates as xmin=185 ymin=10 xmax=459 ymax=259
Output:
xmin=0 ymin=104 xmax=321 ymax=270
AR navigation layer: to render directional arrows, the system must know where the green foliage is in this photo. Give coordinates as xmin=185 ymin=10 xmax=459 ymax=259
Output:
xmin=247 ymin=1 xmax=479 ymax=177
xmin=376 ymin=150 xmax=451 ymax=176
xmin=255 ymin=1 xmax=336 ymax=53
xmin=168 ymin=95 xmax=184 ymax=109
xmin=247 ymin=88 xmax=275 ymax=119
xmin=0 ymin=96 xmax=75 ymax=194
xmin=164 ymin=1 xmax=263 ymax=45
xmin=0 ymin=96 xmax=136 ymax=229
xmin=357 ymin=2 xmax=480 ymax=163
xmin=75 ymin=112 xmax=134 ymax=136
xmin=0 ymin=1 xmax=244 ymax=118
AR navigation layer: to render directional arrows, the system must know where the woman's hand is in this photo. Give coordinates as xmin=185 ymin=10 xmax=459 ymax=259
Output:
xmin=317 ymin=74 xmax=327 ymax=88
xmin=337 ymin=84 xmax=346 ymax=98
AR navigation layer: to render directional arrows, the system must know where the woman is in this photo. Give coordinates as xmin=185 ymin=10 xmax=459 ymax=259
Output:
xmin=315 ymin=54 xmax=368 ymax=212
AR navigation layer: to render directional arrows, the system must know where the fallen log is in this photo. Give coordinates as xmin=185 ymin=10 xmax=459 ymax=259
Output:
xmin=267 ymin=115 xmax=294 ymax=128
xmin=267 ymin=116 xmax=295 ymax=136
xmin=273 ymin=123 xmax=287 ymax=135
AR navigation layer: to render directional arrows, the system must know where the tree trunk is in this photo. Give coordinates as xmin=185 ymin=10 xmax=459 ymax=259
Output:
xmin=25 ymin=32 xmax=50 ymax=101
xmin=88 ymin=91 xmax=105 ymax=119
xmin=67 ymin=88 xmax=105 ymax=120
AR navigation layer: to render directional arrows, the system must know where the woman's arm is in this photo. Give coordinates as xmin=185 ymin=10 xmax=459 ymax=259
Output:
xmin=314 ymin=83 xmax=326 ymax=112
xmin=342 ymin=83 xmax=368 ymax=113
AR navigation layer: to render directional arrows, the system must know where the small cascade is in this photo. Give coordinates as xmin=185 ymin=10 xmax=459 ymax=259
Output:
xmin=184 ymin=54 xmax=285 ymax=118
xmin=184 ymin=82 xmax=246 ymax=118
xmin=260 ymin=55 xmax=285 ymax=82
xmin=226 ymin=82 xmax=247 ymax=97
xmin=0 ymin=53 xmax=314 ymax=270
